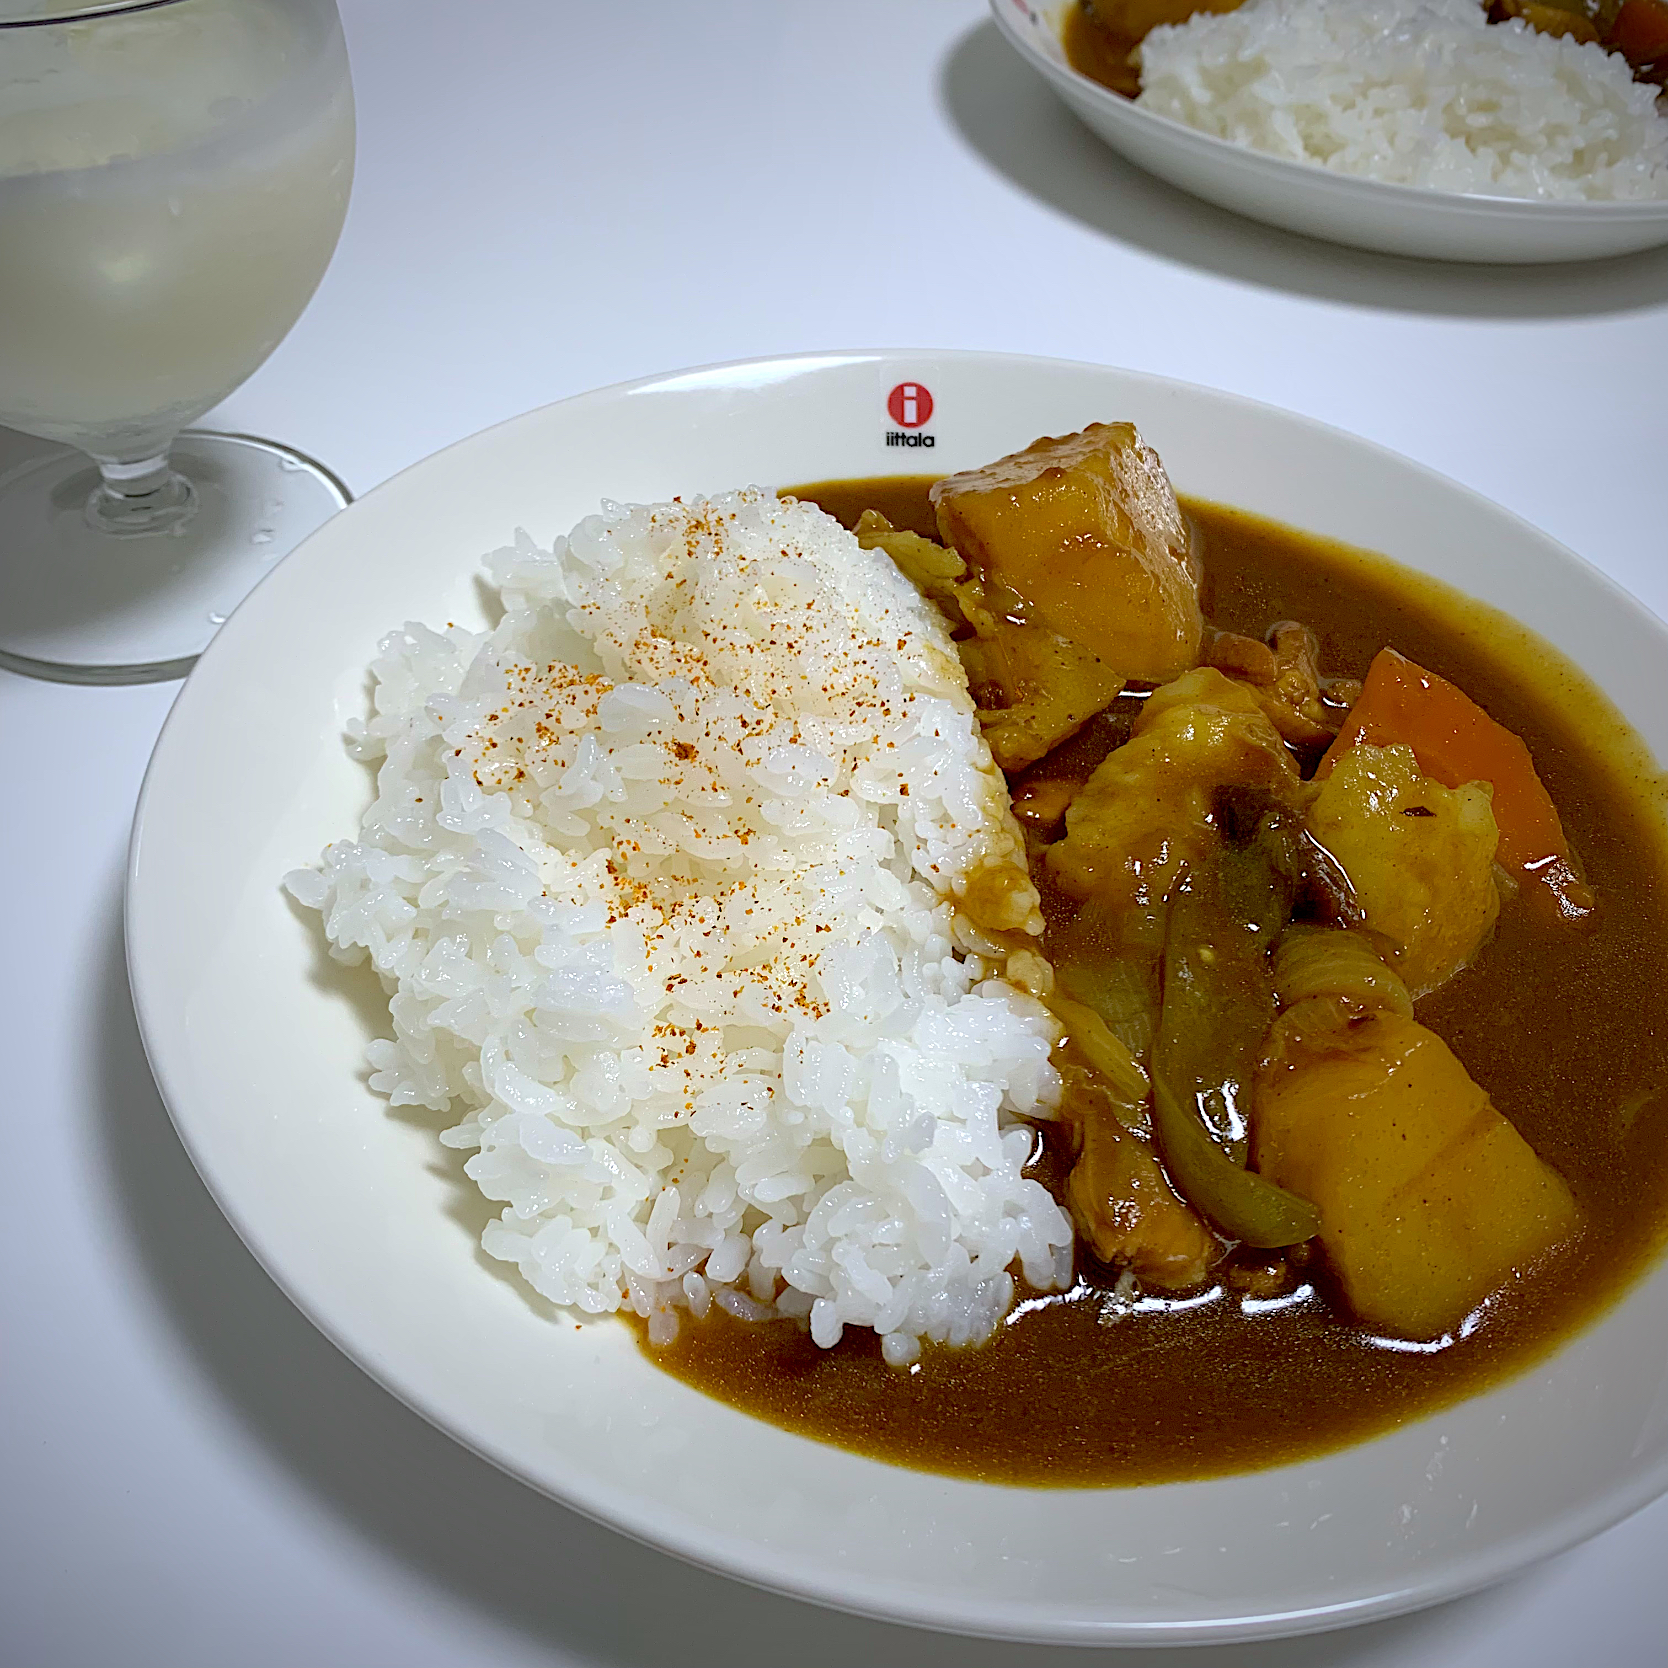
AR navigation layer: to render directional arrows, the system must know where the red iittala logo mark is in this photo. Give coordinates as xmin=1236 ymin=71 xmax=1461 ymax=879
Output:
xmin=887 ymin=382 xmax=934 ymax=429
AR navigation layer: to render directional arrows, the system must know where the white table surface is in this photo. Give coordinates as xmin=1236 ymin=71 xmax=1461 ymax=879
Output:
xmin=4 ymin=3 xmax=1667 ymax=1663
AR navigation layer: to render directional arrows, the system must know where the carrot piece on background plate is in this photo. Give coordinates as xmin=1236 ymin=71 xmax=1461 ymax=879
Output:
xmin=1614 ymin=0 xmax=1668 ymax=65
xmin=1318 ymin=648 xmax=1592 ymax=922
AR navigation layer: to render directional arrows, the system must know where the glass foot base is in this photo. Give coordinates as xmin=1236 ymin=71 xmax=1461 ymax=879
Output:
xmin=0 ymin=431 xmax=351 ymax=685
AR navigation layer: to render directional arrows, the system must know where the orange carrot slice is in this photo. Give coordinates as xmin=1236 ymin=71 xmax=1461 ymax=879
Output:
xmin=1318 ymin=648 xmax=1592 ymax=921
xmin=1614 ymin=0 xmax=1668 ymax=64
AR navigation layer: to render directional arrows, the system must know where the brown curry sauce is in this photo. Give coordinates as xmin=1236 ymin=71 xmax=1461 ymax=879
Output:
xmin=1061 ymin=0 xmax=1146 ymax=98
xmin=635 ymin=477 xmax=1668 ymax=1487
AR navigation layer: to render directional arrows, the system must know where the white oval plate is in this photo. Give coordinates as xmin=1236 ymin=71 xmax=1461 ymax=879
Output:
xmin=990 ymin=0 xmax=1668 ymax=264
xmin=128 ymin=351 xmax=1668 ymax=1646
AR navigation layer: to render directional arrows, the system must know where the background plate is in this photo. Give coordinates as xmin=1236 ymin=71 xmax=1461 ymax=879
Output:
xmin=990 ymin=0 xmax=1668 ymax=265
xmin=127 ymin=351 xmax=1668 ymax=1646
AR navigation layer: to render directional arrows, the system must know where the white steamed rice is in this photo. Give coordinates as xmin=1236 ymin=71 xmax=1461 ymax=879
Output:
xmin=287 ymin=488 xmax=1075 ymax=1366
xmin=1134 ymin=0 xmax=1668 ymax=202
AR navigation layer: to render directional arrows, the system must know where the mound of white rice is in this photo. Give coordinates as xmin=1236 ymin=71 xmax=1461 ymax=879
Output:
xmin=287 ymin=488 xmax=1074 ymax=1365
xmin=1135 ymin=0 xmax=1668 ymax=202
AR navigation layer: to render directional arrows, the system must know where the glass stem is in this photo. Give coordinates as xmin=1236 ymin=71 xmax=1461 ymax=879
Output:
xmin=86 ymin=448 xmax=198 ymax=538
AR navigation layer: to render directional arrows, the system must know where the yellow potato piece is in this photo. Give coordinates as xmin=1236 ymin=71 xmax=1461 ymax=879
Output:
xmin=930 ymin=422 xmax=1203 ymax=686
xmin=1046 ymin=665 xmax=1305 ymax=912
xmin=856 ymin=475 xmax=1127 ymax=772
xmin=1255 ymin=1011 xmax=1579 ymax=1339
xmin=1306 ymin=743 xmax=1500 ymax=998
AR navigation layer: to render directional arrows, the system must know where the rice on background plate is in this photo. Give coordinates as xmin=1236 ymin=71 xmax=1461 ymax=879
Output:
xmin=286 ymin=489 xmax=1074 ymax=1367
xmin=1135 ymin=0 xmax=1668 ymax=202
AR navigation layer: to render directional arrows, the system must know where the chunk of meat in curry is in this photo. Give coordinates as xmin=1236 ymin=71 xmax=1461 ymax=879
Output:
xmin=1061 ymin=1077 xmax=1220 ymax=1288
xmin=1045 ymin=666 xmax=1305 ymax=927
xmin=1207 ymin=621 xmax=1360 ymax=751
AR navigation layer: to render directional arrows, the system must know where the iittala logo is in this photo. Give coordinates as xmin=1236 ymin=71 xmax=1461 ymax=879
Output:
xmin=885 ymin=381 xmax=936 ymax=448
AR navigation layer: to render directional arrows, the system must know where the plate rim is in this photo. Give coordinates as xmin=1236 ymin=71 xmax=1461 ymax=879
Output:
xmin=125 ymin=348 xmax=1668 ymax=1646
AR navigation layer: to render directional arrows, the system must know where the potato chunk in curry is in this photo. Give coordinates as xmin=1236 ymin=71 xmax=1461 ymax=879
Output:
xmin=1046 ymin=666 xmax=1305 ymax=921
xmin=856 ymin=508 xmax=1125 ymax=774
xmin=1255 ymin=1007 xmax=1580 ymax=1340
xmin=1306 ymin=743 xmax=1501 ymax=998
xmin=929 ymin=423 xmax=1203 ymax=769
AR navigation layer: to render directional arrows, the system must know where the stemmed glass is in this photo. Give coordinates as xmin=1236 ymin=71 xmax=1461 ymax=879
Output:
xmin=0 ymin=0 xmax=355 ymax=682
